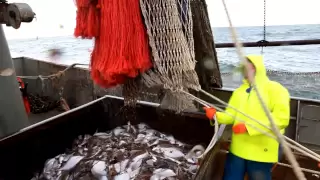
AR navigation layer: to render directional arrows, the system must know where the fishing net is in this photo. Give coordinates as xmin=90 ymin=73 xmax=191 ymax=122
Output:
xmin=191 ymin=0 xmax=222 ymax=89
xmin=17 ymin=61 xmax=94 ymax=114
xmin=27 ymin=94 xmax=60 ymax=114
xmin=139 ymin=0 xmax=201 ymax=112
xmin=137 ymin=1 xmax=228 ymax=178
xmin=19 ymin=74 xmax=68 ymax=114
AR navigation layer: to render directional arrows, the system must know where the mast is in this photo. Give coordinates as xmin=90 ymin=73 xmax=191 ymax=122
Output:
xmin=0 ymin=1 xmax=35 ymax=138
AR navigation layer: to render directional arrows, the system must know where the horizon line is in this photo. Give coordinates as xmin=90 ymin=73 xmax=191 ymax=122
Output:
xmin=6 ymin=23 xmax=319 ymax=41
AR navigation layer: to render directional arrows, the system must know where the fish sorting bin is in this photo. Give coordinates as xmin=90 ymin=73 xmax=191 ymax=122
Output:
xmin=0 ymin=95 xmax=224 ymax=180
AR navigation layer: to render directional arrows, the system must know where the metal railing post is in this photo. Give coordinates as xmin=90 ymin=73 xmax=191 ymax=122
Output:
xmin=0 ymin=2 xmax=35 ymax=138
xmin=0 ymin=25 xmax=29 ymax=138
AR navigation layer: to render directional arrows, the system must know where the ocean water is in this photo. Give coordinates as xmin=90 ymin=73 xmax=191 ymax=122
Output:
xmin=6 ymin=24 xmax=320 ymax=99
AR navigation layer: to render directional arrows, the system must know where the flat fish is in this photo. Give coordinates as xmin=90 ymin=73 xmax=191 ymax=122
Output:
xmin=43 ymin=158 xmax=59 ymax=172
xmin=114 ymin=173 xmax=130 ymax=180
xmin=185 ymin=145 xmax=205 ymax=163
xmin=35 ymin=123 xmax=199 ymax=180
xmin=150 ymin=174 xmax=161 ymax=180
xmin=148 ymin=139 xmax=160 ymax=147
xmin=165 ymin=135 xmax=176 ymax=144
xmin=152 ymin=168 xmax=176 ymax=179
xmin=146 ymin=159 xmax=155 ymax=166
xmin=94 ymin=132 xmax=112 ymax=139
xmin=153 ymin=146 xmax=185 ymax=159
xmin=112 ymin=162 xmax=121 ymax=173
xmin=91 ymin=161 xmax=107 ymax=177
xmin=137 ymin=123 xmax=148 ymax=130
xmin=119 ymin=140 xmax=127 ymax=146
xmin=129 ymin=167 xmax=141 ymax=178
xmin=113 ymin=128 xmax=125 ymax=136
xmin=99 ymin=176 xmax=108 ymax=180
xmin=134 ymin=134 xmax=146 ymax=143
xmin=60 ymin=156 xmax=84 ymax=171
xmin=129 ymin=152 xmax=148 ymax=171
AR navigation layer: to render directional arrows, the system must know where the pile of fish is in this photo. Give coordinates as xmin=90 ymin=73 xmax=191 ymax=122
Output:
xmin=32 ymin=123 xmax=205 ymax=180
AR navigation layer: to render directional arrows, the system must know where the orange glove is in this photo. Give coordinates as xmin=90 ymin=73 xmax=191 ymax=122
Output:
xmin=203 ymin=107 xmax=216 ymax=120
xmin=233 ymin=123 xmax=247 ymax=134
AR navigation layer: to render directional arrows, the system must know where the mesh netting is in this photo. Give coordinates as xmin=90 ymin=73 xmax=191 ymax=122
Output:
xmin=191 ymin=0 xmax=223 ymax=89
xmin=138 ymin=0 xmax=203 ymax=112
xmin=95 ymin=0 xmax=224 ymax=111
xmin=18 ymin=62 xmax=94 ymax=114
xmin=140 ymin=0 xmax=200 ymax=91
xmin=27 ymin=94 xmax=60 ymax=114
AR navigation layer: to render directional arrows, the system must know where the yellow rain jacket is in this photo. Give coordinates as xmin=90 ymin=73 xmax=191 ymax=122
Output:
xmin=216 ymin=55 xmax=290 ymax=163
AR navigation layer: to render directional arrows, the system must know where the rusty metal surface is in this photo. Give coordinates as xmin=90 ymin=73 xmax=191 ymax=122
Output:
xmin=215 ymin=39 xmax=320 ymax=48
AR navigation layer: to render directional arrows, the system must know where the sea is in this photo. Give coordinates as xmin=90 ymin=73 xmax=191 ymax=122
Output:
xmin=7 ymin=24 xmax=320 ymax=100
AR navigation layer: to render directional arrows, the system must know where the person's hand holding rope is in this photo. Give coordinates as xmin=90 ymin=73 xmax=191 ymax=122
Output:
xmin=204 ymin=107 xmax=247 ymax=134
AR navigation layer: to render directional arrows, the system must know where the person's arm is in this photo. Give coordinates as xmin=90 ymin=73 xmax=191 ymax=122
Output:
xmin=214 ymin=91 xmax=239 ymax=125
xmin=246 ymin=85 xmax=290 ymax=136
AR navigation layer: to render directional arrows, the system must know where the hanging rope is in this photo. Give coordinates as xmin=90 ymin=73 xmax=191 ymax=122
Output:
xmin=74 ymin=0 xmax=152 ymax=88
xmin=220 ymin=0 xmax=307 ymax=179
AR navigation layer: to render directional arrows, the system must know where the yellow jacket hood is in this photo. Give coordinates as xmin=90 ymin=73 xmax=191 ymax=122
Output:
xmin=245 ymin=55 xmax=269 ymax=84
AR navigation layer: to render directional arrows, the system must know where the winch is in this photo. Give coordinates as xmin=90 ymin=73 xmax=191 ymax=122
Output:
xmin=0 ymin=0 xmax=35 ymax=29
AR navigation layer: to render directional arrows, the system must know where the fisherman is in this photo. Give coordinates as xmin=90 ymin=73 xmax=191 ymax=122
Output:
xmin=204 ymin=55 xmax=290 ymax=180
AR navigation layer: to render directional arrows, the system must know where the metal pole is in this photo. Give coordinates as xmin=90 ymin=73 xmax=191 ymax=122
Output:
xmin=0 ymin=26 xmax=29 ymax=138
xmin=215 ymin=39 xmax=320 ymax=48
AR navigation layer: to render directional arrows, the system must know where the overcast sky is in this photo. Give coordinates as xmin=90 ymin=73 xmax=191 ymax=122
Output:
xmin=4 ymin=0 xmax=320 ymax=39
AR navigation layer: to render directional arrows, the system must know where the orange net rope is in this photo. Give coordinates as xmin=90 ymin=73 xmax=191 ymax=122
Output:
xmin=74 ymin=0 xmax=152 ymax=88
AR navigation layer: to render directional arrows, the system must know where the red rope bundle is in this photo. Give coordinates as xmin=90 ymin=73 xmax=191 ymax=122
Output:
xmin=74 ymin=0 xmax=100 ymax=38
xmin=74 ymin=0 xmax=152 ymax=88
